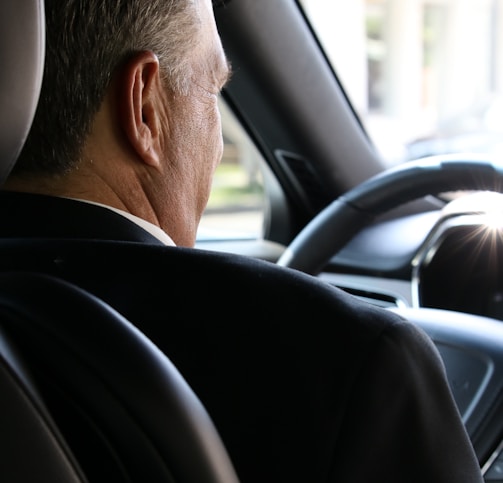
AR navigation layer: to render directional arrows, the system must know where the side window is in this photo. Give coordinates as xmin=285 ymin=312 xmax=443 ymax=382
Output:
xmin=197 ymin=97 xmax=266 ymax=240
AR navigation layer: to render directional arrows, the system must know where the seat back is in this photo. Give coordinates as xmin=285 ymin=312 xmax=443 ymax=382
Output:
xmin=0 ymin=324 xmax=86 ymax=483
xmin=0 ymin=271 xmax=240 ymax=483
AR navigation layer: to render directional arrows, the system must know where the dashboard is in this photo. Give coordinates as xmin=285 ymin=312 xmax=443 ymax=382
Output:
xmin=324 ymin=191 xmax=503 ymax=315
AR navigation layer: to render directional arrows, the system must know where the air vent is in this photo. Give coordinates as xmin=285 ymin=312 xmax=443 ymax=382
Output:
xmin=338 ymin=286 xmax=402 ymax=308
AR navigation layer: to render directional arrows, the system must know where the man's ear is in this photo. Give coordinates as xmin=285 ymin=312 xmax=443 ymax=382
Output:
xmin=118 ymin=51 xmax=164 ymax=168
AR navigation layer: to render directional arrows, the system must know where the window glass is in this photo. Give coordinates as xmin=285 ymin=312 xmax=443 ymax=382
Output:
xmin=299 ymin=0 xmax=503 ymax=166
xmin=197 ymin=98 xmax=265 ymax=240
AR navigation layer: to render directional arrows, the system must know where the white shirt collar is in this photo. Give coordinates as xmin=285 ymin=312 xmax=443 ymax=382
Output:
xmin=69 ymin=198 xmax=176 ymax=246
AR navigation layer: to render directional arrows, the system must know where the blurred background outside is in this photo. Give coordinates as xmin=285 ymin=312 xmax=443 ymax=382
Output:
xmin=199 ymin=0 xmax=503 ymax=239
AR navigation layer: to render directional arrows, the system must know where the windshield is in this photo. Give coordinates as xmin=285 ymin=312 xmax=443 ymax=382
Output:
xmin=299 ymin=0 xmax=503 ymax=167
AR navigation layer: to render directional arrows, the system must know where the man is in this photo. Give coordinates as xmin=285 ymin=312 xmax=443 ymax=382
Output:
xmin=0 ymin=0 xmax=484 ymax=482
xmin=6 ymin=0 xmax=230 ymax=247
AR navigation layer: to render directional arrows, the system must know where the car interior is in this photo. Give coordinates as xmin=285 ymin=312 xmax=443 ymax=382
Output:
xmin=3 ymin=0 xmax=503 ymax=482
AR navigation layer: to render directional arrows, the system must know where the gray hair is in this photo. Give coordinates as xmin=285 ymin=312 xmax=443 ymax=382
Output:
xmin=15 ymin=0 xmax=200 ymax=175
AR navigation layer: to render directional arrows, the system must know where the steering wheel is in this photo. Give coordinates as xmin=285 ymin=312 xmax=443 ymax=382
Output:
xmin=277 ymin=154 xmax=503 ymax=275
xmin=277 ymin=153 xmax=503 ymax=475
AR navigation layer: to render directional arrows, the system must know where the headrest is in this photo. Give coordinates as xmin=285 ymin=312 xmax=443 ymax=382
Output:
xmin=0 ymin=1 xmax=45 ymax=184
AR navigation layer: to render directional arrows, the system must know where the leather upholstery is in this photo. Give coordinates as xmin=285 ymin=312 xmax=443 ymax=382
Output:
xmin=0 ymin=272 xmax=240 ymax=483
xmin=0 ymin=0 xmax=45 ymax=184
xmin=0 ymin=325 xmax=85 ymax=483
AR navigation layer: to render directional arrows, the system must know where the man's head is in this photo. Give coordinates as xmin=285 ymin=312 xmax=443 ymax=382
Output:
xmin=8 ymin=0 xmax=231 ymax=246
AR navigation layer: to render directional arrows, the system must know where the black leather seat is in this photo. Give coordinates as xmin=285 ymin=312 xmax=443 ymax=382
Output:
xmin=0 ymin=272 xmax=240 ymax=482
xmin=0 ymin=315 xmax=86 ymax=483
xmin=0 ymin=2 xmax=239 ymax=482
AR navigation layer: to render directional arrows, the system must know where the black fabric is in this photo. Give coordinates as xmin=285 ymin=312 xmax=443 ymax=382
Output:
xmin=0 ymin=191 xmax=163 ymax=244
xmin=0 ymin=191 xmax=484 ymax=483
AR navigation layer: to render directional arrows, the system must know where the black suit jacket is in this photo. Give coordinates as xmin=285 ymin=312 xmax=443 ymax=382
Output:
xmin=0 ymin=191 xmax=484 ymax=482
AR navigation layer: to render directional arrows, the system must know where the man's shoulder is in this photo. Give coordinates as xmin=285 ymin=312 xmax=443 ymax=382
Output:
xmin=147 ymin=243 xmax=407 ymax=335
xmin=0 ymin=189 xmax=410 ymax=343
